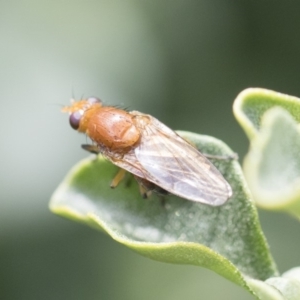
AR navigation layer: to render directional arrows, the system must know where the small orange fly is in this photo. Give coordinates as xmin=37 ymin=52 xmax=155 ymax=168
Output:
xmin=63 ymin=97 xmax=232 ymax=206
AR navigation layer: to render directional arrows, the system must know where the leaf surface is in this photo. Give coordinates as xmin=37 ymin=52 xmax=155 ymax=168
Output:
xmin=50 ymin=131 xmax=278 ymax=299
xmin=234 ymin=89 xmax=300 ymax=218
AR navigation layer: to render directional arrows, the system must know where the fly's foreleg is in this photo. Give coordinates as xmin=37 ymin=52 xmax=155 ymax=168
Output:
xmin=81 ymin=144 xmax=101 ymax=154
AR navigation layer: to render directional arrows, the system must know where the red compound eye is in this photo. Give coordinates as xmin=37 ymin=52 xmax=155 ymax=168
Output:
xmin=69 ymin=111 xmax=82 ymax=130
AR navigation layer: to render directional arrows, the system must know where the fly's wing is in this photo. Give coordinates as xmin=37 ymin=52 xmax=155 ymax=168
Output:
xmin=129 ymin=112 xmax=232 ymax=206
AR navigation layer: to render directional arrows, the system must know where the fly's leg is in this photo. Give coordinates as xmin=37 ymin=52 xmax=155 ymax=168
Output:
xmin=134 ymin=176 xmax=168 ymax=201
xmin=81 ymin=144 xmax=102 ymax=163
xmin=112 ymin=171 xmax=152 ymax=198
xmin=203 ymin=153 xmax=238 ymax=161
xmin=82 ymin=144 xmax=129 ymax=190
xmin=138 ymin=183 xmax=152 ymax=199
xmin=110 ymin=169 xmax=126 ymax=189
xmin=81 ymin=144 xmax=101 ymax=154
xmin=134 ymin=176 xmax=153 ymax=199
xmin=82 ymin=144 xmax=167 ymax=202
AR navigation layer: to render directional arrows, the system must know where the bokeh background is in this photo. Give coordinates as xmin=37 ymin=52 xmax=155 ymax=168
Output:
xmin=1 ymin=1 xmax=300 ymax=299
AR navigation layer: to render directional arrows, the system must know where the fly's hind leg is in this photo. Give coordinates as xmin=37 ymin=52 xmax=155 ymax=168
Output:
xmin=203 ymin=153 xmax=239 ymax=161
xmin=138 ymin=183 xmax=152 ymax=199
xmin=134 ymin=176 xmax=153 ymax=199
xmin=134 ymin=176 xmax=168 ymax=204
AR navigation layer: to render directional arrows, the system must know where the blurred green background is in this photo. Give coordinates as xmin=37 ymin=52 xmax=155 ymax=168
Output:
xmin=1 ymin=1 xmax=300 ymax=299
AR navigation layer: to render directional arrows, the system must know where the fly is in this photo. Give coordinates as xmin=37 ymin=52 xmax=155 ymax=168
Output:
xmin=62 ymin=97 xmax=232 ymax=206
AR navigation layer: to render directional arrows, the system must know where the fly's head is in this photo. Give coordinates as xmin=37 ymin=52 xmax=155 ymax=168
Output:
xmin=62 ymin=97 xmax=102 ymax=133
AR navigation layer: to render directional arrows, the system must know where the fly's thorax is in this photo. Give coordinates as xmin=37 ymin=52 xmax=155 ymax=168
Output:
xmin=86 ymin=107 xmax=141 ymax=150
xmin=64 ymin=98 xmax=103 ymax=133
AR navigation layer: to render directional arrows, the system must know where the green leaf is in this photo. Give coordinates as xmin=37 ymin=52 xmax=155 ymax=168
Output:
xmin=247 ymin=267 xmax=300 ymax=300
xmin=246 ymin=278 xmax=284 ymax=300
xmin=50 ymin=131 xmax=278 ymax=299
xmin=233 ymin=88 xmax=300 ymax=139
xmin=233 ymin=88 xmax=300 ymax=218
